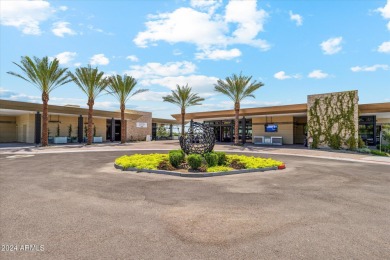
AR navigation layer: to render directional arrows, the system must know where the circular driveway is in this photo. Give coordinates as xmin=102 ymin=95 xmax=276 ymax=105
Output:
xmin=0 ymin=151 xmax=389 ymax=259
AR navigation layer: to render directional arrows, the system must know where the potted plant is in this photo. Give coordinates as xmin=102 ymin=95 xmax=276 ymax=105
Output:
xmin=53 ymin=123 xmax=67 ymax=144
xmin=67 ymin=124 xmax=72 ymax=143
xmin=93 ymin=125 xmax=103 ymax=143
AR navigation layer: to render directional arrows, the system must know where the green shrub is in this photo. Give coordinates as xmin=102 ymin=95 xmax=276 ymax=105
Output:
xmin=346 ymin=136 xmax=357 ymax=150
xmin=115 ymin=154 xmax=168 ymax=170
xmin=356 ymin=148 xmax=371 ymax=154
xmin=377 ymin=144 xmax=390 ymax=153
xmin=206 ymin=166 xmax=233 ymax=173
xmin=358 ymin=137 xmax=366 ymax=148
xmin=215 ymin=151 xmax=227 ymax=165
xmin=329 ymin=134 xmax=341 ymax=150
xmin=169 ymin=150 xmax=184 ymax=168
xmin=370 ymin=150 xmax=389 ymax=157
xmin=187 ymin=154 xmax=202 ymax=170
xmin=204 ymin=152 xmax=218 ymax=167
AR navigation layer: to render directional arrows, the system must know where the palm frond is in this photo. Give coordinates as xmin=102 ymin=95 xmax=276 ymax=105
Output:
xmin=162 ymin=84 xmax=205 ymax=109
xmin=8 ymin=56 xmax=70 ymax=95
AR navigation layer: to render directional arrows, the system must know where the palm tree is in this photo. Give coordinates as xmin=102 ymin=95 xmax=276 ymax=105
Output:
xmin=214 ymin=73 xmax=264 ymax=145
xmin=7 ymin=56 xmax=71 ymax=146
xmin=107 ymin=74 xmax=148 ymax=143
xmin=163 ymin=84 xmax=204 ymax=137
xmin=68 ymin=65 xmax=109 ymax=145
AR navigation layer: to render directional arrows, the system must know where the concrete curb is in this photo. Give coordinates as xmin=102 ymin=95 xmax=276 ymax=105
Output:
xmin=114 ymin=163 xmax=279 ymax=178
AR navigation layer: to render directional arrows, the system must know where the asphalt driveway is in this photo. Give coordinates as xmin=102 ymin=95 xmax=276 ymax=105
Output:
xmin=0 ymin=151 xmax=389 ymax=259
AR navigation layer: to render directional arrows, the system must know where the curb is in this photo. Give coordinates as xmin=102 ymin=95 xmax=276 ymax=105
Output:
xmin=114 ymin=163 xmax=279 ymax=178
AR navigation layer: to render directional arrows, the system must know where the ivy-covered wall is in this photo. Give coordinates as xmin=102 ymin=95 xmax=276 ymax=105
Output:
xmin=307 ymin=90 xmax=358 ymax=149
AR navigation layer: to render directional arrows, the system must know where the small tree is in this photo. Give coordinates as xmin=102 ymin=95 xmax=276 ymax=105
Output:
xmin=68 ymin=124 xmax=73 ymax=138
xmin=214 ymin=73 xmax=264 ymax=145
xmin=157 ymin=125 xmax=169 ymax=138
xmin=7 ymin=56 xmax=71 ymax=146
xmin=382 ymin=124 xmax=390 ymax=143
xmin=56 ymin=124 xmax=60 ymax=137
xmin=162 ymin=84 xmax=204 ymax=137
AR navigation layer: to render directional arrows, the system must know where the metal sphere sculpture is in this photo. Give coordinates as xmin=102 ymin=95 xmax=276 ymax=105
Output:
xmin=179 ymin=122 xmax=215 ymax=155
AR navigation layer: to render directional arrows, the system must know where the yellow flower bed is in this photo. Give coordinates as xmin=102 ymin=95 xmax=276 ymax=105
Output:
xmin=115 ymin=154 xmax=168 ymax=170
xmin=226 ymin=155 xmax=283 ymax=169
xmin=206 ymin=166 xmax=234 ymax=172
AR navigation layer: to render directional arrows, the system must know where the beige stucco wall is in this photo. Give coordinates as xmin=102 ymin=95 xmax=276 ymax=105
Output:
xmin=15 ymin=114 xmax=35 ymax=143
xmin=252 ymin=116 xmax=294 ymax=144
xmin=377 ymin=118 xmax=390 ymax=124
xmin=0 ymin=116 xmax=17 ymax=142
xmin=126 ymin=111 xmax=152 ymax=141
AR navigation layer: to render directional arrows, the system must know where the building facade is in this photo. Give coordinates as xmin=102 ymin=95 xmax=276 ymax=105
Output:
xmin=0 ymin=99 xmax=177 ymax=144
xmin=172 ymin=91 xmax=390 ymax=147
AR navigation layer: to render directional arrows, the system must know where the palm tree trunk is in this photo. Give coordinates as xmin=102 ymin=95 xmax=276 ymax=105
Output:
xmin=41 ymin=92 xmax=49 ymax=147
xmin=234 ymin=102 xmax=240 ymax=145
xmin=87 ymin=98 xmax=94 ymax=145
xmin=181 ymin=108 xmax=185 ymax=137
xmin=120 ymin=103 xmax=126 ymax=144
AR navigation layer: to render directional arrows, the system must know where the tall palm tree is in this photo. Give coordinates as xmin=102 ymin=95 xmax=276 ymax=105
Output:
xmin=7 ymin=56 xmax=71 ymax=146
xmin=163 ymin=84 xmax=204 ymax=137
xmin=214 ymin=73 xmax=264 ymax=145
xmin=107 ymin=74 xmax=148 ymax=143
xmin=68 ymin=65 xmax=109 ymax=145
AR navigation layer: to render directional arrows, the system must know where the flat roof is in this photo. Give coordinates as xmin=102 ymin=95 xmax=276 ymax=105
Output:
xmin=152 ymin=118 xmax=181 ymax=125
xmin=0 ymin=99 xmax=142 ymax=120
xmin=171 ymin=102 xmax=390 ymax=121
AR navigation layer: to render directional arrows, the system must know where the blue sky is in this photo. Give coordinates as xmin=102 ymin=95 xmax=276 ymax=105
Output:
xmin=1 ymin=0 xmax=389 ymax=119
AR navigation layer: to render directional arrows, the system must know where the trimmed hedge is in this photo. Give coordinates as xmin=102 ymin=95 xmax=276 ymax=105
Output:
xmin=187 ymin=154 xmax=202 ymax=170
xmin=169 ymin=150 xmax=185 ymax=167
xmin=204 ymin=152 xmax=218 ymax=167
xmin=215 ymin=151 xmax=227 ymax=165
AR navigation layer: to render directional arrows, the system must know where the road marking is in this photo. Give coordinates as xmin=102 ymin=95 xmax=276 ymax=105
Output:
xmin=6 ymin=154 xmax=35 ymax=159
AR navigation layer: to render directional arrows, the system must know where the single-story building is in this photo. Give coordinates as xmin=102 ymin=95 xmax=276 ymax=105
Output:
xmin=171 ymin=90 xmax=390 ymax=147
xmin=0 ymin=99 xmax=178 ymax=144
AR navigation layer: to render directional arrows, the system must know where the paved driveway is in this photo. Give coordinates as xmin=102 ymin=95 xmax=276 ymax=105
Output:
xmin=0 ymin=151 xmax=389 ymax=259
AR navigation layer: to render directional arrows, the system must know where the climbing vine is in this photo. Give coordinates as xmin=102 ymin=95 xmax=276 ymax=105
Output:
xmin=308 ymin=91 xmax=358 ymax=150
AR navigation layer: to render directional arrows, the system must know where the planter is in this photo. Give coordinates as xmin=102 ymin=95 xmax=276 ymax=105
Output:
xmin=93 ymin=136 xmax=103 ymax=143
xmin=53 ymin=137 xmax=67 ymax=144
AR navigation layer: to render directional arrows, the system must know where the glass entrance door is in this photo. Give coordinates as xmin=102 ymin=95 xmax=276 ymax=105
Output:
xmin=222 ymin=126 xmax=232 ymax=142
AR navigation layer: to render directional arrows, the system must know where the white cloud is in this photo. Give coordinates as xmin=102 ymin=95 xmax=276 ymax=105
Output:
xmin=377 ymin=41 xmax=390 ymax=53
xmin=74 ymin=62 xmax=82 ymax=67
xmin=134 ymin=1 xmax=270 ymax=57
xmin=125 ymin=61 xmax=196 ymax=79
xmin=129 ymin=91 xmax=170 ymax=102
xmin=190 ymin=0 xmax=222 ymax=14
xmin=350 ymin=64 xmax=390 ymax=72
xmin=0 ymin=0 xmax=54 ymax=35
xmin=126 ymin=55 xmax=139 ymax=62
xmin=90 ymin=54 xmax=110 ymax=66
xmin=140 ymin=75 xmax=219 ymax=93
xmin=52 ymin=21 xmax=76 ymax=37
xmin=377 ymin=0 xmax=390 ymax=18
xmin=59 ymin=6 xmax=68 ymax=11
xmin=308 ymin=70 xmax=329 ymax=79
xmin=289 ymin=11 xmax=303 ymax=26
xmin=320 ymin=37 xmax=343 ymax=55
xmin=274 ymin=71 xmax=301 ymax=80
xmin=51 ymin=51 xmax=77 ymax=65
xmin=377 ymin=0 xmax=390 ymax=30
xmin=195 ymin=48 xmax=241 ymax=60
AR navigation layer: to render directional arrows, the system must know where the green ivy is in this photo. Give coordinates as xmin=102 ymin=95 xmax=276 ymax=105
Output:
xmin=308 ymin=91 xmax=357 ymax=150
